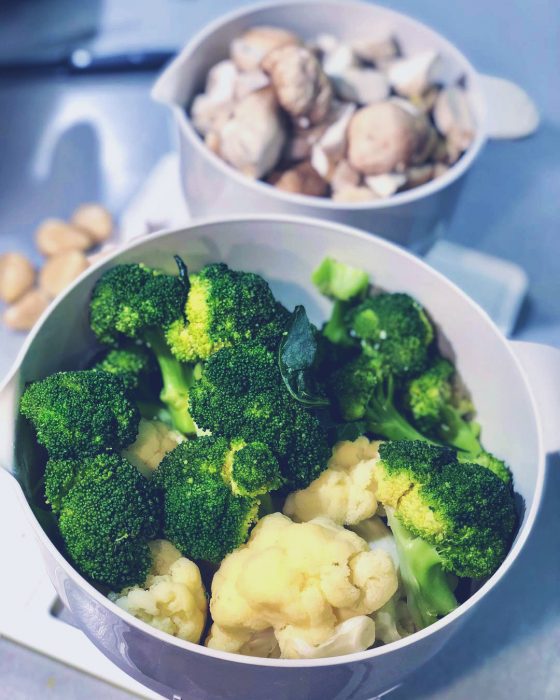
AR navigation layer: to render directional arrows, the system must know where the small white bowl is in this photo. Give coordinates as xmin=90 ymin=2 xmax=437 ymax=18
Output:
xmin=152 ymin=0 xmax=534 ymax=253
xmin=1 ymin=215 xmax=559 ymax=700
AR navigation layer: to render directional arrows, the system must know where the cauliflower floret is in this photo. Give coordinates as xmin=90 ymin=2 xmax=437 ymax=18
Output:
xmin=283 ymin=437 xmax=381 ymax=525
xmin=110 ymin=540 xmax=207 ymax=643
xmin=122 ymin=418 xmax=183 ymax=478
xmin=277 ymin=616 xmax=375 ymax=659
xmin=206 ymin=513 xmax=397 ymax=659
xmin=372 ymin=596 xmax=415 ymax=645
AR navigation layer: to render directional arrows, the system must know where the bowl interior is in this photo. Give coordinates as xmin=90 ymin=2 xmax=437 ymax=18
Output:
xmin=11 ymin=218 xmax=539 ymax=539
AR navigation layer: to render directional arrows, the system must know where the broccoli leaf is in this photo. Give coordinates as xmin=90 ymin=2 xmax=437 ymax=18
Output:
xmin=279 ymin=306 xmax=329 ymax=407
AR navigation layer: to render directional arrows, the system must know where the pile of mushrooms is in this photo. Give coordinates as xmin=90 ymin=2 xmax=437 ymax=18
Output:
xmin=190 ymin=26 xmax=475 ymax=202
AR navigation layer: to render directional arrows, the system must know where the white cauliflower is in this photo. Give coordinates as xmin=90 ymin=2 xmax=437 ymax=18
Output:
xmin=206 ymin=513 xmax=398 ymax=659
xmin=122 ymin=418 xmax=183 ymax=478
xmin=351 ymin=516 xmax=415 ymax=644
xmin=110 ymin=540 xmax=207 ymax=643
xmin=283 ymin=437 xmax=381 ymax=525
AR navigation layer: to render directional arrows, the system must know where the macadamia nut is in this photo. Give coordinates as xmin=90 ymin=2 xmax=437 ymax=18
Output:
xmin=36 ymin=219 xmax=92 ymax=256
xmin=39 ymin=250 xmax=89 ymax=297
xmin=0 ymin=253 xmax=35 ymax=303
xmin=3 ymin=289 xmax=50 ymax=331
xmin=71 ymin=204 xmax=113 ymax=244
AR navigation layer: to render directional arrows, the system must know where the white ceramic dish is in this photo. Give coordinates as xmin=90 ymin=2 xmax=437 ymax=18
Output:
xmin=152 ymin=0 xmax=538 ymax=253
xmin=1 ymin=215 xmax=559 ymax=700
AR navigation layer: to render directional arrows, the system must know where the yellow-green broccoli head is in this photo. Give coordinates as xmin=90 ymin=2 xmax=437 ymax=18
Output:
xmin=166 ymin=263 xmax=289 ymax=362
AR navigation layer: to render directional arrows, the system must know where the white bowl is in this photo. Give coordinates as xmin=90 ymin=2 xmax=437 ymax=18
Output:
xmin=1 ymin=216 xmax=559 ymax=700
xmin=152 ymin=0 xmax=532 ymax=253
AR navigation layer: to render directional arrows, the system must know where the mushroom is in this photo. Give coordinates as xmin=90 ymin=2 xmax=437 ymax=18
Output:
xmin=310 ymin=102 xmax=356 ymax=179
xmin=322 ymin=44 xmax=358 ymax=79
xmin=231 ymin=26 xmax=300 ymax=72
xmin=365 ymin=173 xmax=407 ymax=198
xmin=333 ymin=186 xmax=379 ymax=203
xmin=285 ymin=121 xmax=329 ymax=162
xmin=330 ymin=160 xmax=361 ymax=193
xmin=347 ymin=101 xmax=429 ymax=175
xmin=262 ymin=45 xmax=333 ymax=125
xmin=433 ymin=86 xmax=475 ymax=152
xmin=351 ymin=33 xmax=400 ymax=64
xmin=386 ymin=50 xmax=441 ymax=98
xmin=190 ymin=60 xmax=238 ymax=135
xmin=332 ymin=68 xmax=389 ymax=105
xmin=234 ymin=69 xmax=270 ymax=100
xmin=404 ymin=164 xmax=435 ymax=189
xmin=218 ymin=87 xmax=285 ymax=179
xmin=268 ymin=162 xmax=328 ymax=197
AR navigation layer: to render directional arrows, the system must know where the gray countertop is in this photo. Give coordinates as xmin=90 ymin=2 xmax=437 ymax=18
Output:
xmin=0 ymin=1 xmax=558 ymax=698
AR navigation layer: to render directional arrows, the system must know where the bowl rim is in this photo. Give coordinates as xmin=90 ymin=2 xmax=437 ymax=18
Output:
xmin=157 ymin=0 xmax=489 ymax=210
xmin=4 ymin=214 xmax=544 ymax=669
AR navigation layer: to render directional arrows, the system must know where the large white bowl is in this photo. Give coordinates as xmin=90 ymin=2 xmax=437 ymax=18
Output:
xmin=1 ymin=216 xmax=559 ymax=700
xmin=152 ymin=0 xmax=529 ymax=253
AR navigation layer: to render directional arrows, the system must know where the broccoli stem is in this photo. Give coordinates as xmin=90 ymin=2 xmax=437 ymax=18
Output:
xmin=323 ymin=301 xmax=355 ymax=346
xmin=440 ymin=407 xmax=482 ymax=454
xmin=145 ymin=331 xmax=196 ymax=436
xmin=386 ymin=508 xmax=457 ymax=629
xmin=365 ymin=377 xmax=437 ymax=444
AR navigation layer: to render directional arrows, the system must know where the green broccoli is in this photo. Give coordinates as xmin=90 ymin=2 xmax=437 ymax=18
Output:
xmin=457 ymin=449 xmax=512 ymax=485
xmin=20 ymin=370 xmax=140 ymax=459
xmin=165 ymin=263 xmax=289 ymax=363
xmin=188 ymin=342 xmax=330 ymax=489
xmin=312 ymin=257 xmax=370 ymax=347
xmin=349 ymin=293 xmax=434 ymax=379
xmin=93 ymin=344 xmax=161 ymax=397
xmin=56 ymin=453 xmax=161 ymax=589
xmin=329 ymin=354 xmax=431 ymax=441
xmin=406 ymin=358 xmax=512 ymax=483
xmin=376 ymin=441 xmax=517 ymax=628
xmin=89 ymin=262 xmax=196 ymax=435
xmin=155 ymin=437 xmax=282 ymax=562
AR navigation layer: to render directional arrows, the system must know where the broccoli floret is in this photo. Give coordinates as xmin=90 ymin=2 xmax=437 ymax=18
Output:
xmin=376 ymin=441 xmax=516 ymax=627
xmin=329 ymin=354 xmax=432 ymax=442
xmin=57 ymin=453 xmax=161 ymax=589
xmin=20 ymin=370 xmax=140 ymax=459
xmin=457 ymin=449 xmax=512 ymax=485
xmin=155 ymin=437 xmax=281 ymax=562
xmin=188 ymin=342 xmax=330 ymax=489
xmin=165 ymin=263 xmax=289 ymax=362
xmin=349 ymin=293 xmax=434 ymax=379
xmin=93 ymin=344 xmax=161 ymax=398
xmin=89 ymin=262 xmax=196 ymax=435
xmin=312 ymin=257 xmax=369 ymax=347
xmin=406 ymin=358 xmax=480 ymax=452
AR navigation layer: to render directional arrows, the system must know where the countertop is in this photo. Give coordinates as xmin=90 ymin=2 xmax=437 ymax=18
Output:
xmin=0 ymin=1 xmax=558 ymax=698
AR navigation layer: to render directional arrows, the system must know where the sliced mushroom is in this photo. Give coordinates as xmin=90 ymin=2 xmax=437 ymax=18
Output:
xmin=269 ymin=162 xmax=328 ymax=197
xmin=330 ymin=160 xmax=361 ymax=193
xmin=352 ymin=33 xmax=400 ymax=64
xmin=310 ymin=103 xmax=356 ymax=179
xmin=191 ymin=94 xmax=234 ymax=136
xmin=322 ymin=44 xmax=358 ymax=78
xmin=433 ymin=86 xmax=476 ymax=152
xmin=205 ymin=60 xmax=238 ymax=102
xmin=218 ymin=88 xmax=285 ymax=179
xmin=332 ymin=68 xmax=389 ymax=105
xmin=365 ymin=173 xmax=407 ymax=198
xmin=333 ymin=186 xmax=379 ymax=203
xmin=231 ymin=26 xmax=300 ymax=72
xmin=386 ymin=50 xmax=441 ymax=98
xmin=234 ymin=69 xmax=270 ymax=100
xmin=262 ymin=45 xmax=333 ymax=125
xmin=404 ymin=164 xmax=435 ymax=189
